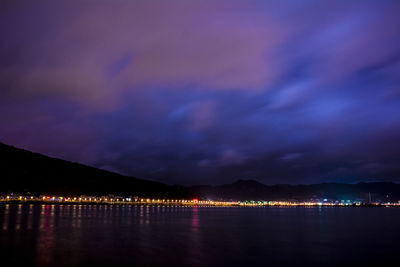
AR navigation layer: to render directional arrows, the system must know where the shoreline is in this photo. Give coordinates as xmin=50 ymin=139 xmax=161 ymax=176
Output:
xmin=0 ymin=200 xmax=396 ymax=207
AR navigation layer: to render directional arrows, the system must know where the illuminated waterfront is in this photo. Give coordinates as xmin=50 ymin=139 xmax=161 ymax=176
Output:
xmin=1 ymin=194 xmax=399 ymax=207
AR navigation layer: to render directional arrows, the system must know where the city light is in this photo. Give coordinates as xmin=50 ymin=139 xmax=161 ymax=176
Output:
xmin=1 ymin=194 xmax=399 ymax=207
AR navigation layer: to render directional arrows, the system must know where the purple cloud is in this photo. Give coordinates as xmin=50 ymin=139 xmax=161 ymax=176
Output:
xmin=1 ymin=0 xmax=400 ymax=184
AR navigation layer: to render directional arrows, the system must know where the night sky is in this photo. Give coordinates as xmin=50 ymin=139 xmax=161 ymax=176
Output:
xmin=1 ymin=1 xmax=400 ymax=185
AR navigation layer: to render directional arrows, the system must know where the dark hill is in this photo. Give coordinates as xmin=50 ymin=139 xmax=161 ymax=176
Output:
xmin=0 ymin=142 xmax=190 ymax=197
xmin=191 ymin=179 xmax=400 ymax=202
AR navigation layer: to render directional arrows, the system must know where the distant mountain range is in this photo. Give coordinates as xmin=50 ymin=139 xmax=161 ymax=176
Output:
xmin=1 ymin=142 xmax=399 ymax=202
xmin=193 ymin=179 xmax=400 ymax=202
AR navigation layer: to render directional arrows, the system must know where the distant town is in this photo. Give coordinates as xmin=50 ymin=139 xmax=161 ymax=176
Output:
xmin=2 ymin=194 xmax=400 ymax=207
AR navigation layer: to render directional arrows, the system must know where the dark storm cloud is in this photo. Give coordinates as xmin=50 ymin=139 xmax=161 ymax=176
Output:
xmin=1 ymin=0 xmax=400 ymax=184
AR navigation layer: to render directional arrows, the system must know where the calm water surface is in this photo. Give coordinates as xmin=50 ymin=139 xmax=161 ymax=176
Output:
xmin=1 ymin=204 xmax=400 ymax=266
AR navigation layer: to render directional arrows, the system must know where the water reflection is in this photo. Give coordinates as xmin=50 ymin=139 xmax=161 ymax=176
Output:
xmin=1 ymin=205 xmax=400 ymax=266
xmin=27 ymin=204 xmax=33 ymax=229
xmin=2 ymin=204 xmax=9 ymax=230
xmin=188 ymin=206 xmax=203 ymax=266
xmin=37 ymin=205 xmax=54 ymax=265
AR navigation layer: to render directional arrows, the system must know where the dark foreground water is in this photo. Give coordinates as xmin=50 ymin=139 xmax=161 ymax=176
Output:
xmin=1 ymin=205 xmax=400 ymax=267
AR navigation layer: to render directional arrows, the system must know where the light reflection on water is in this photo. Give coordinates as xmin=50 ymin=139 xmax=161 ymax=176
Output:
xmin=1 ymin=205 xmax=400 ymax=266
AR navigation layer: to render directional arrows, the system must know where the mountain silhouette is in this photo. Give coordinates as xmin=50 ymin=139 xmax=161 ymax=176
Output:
xmin=1 ymin=141 xmax=399 ymax=202
xmin=0 ymin=142 xmax=189 ymax=197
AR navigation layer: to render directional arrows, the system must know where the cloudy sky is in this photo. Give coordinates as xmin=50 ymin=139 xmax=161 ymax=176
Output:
xmin=1 ymin=0 xmax=400 ymax=185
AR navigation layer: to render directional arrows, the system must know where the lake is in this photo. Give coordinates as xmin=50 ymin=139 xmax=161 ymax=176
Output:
xmin=1 ymin=204 xmax=399 ymax=266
